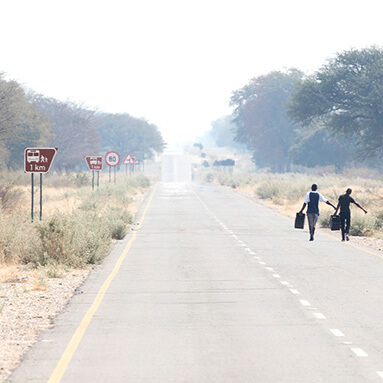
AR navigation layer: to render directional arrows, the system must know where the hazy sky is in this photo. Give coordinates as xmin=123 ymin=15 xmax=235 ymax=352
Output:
xmin=1 ymin=0 xmax=383 ymax=148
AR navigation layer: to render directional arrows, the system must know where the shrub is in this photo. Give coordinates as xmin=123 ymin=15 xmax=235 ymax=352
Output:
xmin=319 ymin=211 xmax=332 ymax=228
xmin=349 ymin=214 xmax=375 ymax=237
xmin=0 ymin=212 xmax=37 ymax=264
xmin=32 ymin=212 xmax=111 ymax=267
xmin=256 ymin=180 xmax=283 ymax=200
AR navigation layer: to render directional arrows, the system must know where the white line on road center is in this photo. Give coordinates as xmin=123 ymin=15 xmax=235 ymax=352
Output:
xmin=300 ymin=300 xmax=311 ymax=306
xmin=351 ymin=348 xmax=368 ymax=357
xmin=377 ymin=371 xmax=383 ymax=379
xmin=290 ymin=289 xmax=300 ymax=295
xmin=314 ymin=313 xmax=326 ymax=319
xmin=330 ymin=329 xmax=345 ymax=337
xmin=272 ymin=274 xmax=281 ymax=278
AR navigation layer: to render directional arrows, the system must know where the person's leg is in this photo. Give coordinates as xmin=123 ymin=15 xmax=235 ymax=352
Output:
xmin=340 ymin=213 xmax=346 ymax=241
xmin=345 ymin=213 xmax=351 ymax=240
xmin=307 ymin=214 xmax=315 ymax=241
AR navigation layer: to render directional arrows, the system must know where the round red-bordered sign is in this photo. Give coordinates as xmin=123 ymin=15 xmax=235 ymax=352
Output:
xmin=105 ymin=151 xmax=120 ymax=167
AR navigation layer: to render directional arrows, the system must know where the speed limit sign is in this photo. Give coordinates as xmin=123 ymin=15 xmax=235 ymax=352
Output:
xmin=105 ymin=151 xmax=120 ymax=167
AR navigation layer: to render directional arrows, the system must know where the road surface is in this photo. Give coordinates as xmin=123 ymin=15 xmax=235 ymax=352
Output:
xmin=8 ymin=181 xmax=383 ymax=382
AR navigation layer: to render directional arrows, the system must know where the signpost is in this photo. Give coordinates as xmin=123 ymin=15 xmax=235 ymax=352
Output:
xmin=24 ymin=147 xmax=58 ymax=222
xmin=122 ymin=153 xmax=134 ymax=176
xmin=105 ymin=151 xmax=120 ymax=183
xmin=85 ymin=156 xmax=103 ymax=190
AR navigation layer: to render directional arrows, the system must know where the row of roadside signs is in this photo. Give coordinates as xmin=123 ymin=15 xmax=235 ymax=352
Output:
xmin=24 ymin=148 xmax=139 ymax=173
xmin=104 ymin=151 xmax=139 ymax=167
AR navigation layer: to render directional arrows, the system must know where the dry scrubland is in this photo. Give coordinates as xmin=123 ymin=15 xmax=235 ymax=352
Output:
xmin=0 ymin=171 xmax=151 ymax=381
xmin=0 ymin=171 xmax=151 ymax=275
xmin=205 ymin=168 xmax=383 ymax=238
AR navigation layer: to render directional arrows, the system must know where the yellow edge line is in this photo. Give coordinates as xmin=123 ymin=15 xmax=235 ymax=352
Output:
xmin=48 ymin=184 xmax=157 ymax=383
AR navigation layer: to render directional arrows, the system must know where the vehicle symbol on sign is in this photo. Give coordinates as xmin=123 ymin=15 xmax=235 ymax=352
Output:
xmin=27 ymin=150 xmax=40 ymax=163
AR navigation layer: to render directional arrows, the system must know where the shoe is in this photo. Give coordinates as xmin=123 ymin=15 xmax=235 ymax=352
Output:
xmin=346 ymin=234 xmax=350 ymax=241
xmin=341 ymin=239 xmax=345 ymax=242
xmin=309 ymin=235 xmax=314 ymax=241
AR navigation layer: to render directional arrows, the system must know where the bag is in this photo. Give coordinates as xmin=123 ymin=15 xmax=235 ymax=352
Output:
xmin=330 ymin=215 xmax=341 ymax=231
xmin=294 ymin=213 xmax=305 ymax=229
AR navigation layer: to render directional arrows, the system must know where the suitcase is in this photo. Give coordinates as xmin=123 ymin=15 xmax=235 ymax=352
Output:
xmin=330 ymin=215 xmax=341 ymax=231
xmin=294 ymin=213 xmax=305 ymax=229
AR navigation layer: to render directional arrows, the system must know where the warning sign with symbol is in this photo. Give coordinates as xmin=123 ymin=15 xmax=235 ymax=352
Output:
xmin=122 ymin=153 xmax=135 ymax=165
xmin=24 ymin=148 xmax=58 ymax=173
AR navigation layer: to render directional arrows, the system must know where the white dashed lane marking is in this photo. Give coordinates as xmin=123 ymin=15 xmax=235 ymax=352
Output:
xmin=330 ymin=329 xmax=345 ymax=337
xmin=351 ymin=348 xmax=368 ymax=357
xmin=203 ymin=208 xmax=380 ymax=375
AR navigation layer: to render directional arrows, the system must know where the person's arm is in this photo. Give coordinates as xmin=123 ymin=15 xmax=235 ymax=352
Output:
xmin=353 ymin=201 xmax=367 ymax=214
xmin=298 ymin=202 xmax=306 ymax=214
xmin=334 ymin=201 xmax=340 ymax=215
xmin=319 ymin=193 xmax=336 ymax=210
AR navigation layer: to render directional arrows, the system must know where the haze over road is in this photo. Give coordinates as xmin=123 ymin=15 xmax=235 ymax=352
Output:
xmin=9 ymin=163 xmax=383 ymax=382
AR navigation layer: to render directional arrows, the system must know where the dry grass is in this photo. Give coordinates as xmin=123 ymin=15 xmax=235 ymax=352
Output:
xmin=206 ymin=169 xmax=383 ymax=238
xmin=0 ymin=173 xmax=151 ymax=267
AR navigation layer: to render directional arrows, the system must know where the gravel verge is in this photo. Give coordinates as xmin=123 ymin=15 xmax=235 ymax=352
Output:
xmin=0 ymin=269 xmax=90 ymax=382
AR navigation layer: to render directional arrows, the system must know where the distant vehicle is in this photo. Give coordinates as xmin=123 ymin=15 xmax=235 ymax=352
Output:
xmin=26 ymin=150 xmax=40 ymax=163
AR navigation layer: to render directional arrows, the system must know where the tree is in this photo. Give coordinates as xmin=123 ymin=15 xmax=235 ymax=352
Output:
xmin=0 ymin=75 xmax=49 ymax=168
xmin=289 ymin=125 xmax=353 ymax=170
xmin=288 ymin=47 xmax=383 ymax=160
xmin=94 ymin=113 xmax=165 ymax=162
xmin=32 ymin=95 xmax=99 ymax=170
xmin=210 ymin=116 xmax=246 ymax=150
xmin=230 ymin=69 xmax=304 ymax=172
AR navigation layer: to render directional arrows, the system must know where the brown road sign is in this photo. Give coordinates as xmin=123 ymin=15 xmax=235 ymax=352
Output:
xmin=24 ymin=148 xmax=57 ymax=173
xmin=85 ymin=156 xmax=103 ymax=170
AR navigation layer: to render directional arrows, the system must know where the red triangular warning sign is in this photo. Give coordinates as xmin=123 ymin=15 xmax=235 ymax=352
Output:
xmin=122 ymin=153 xmax=134 ymax=165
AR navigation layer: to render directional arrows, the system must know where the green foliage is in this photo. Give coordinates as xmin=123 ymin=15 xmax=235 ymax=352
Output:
xmin=256 ymin=180 xmax=283 ymax=200
xmin=349 ymin=213 xmax=375 ymax=237
xmin=32 ymin=212 xmax=111 ymax=267
xmin=94 ymin=113 xmax=165 ymax=161
xmin=0 ymin=76 xmax=50 ymax=169
xmin=31 ymin=95 xmax=99 ymax=170
xmin=230 ymin=69 xmax=304 ymax=172
xmin=289 ymin=47 xmax=383 ymax=160
xmin=210 ymin=116 xmax=246 ymax=150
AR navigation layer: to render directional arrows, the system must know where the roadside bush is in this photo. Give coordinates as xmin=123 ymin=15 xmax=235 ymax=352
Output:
xmin=374 ymin=210 xmax=383 ymax=230
xmin=105 ymin=207 xmax=132 ymax=240
xmin=0 ymin=184 xmax=24 ymax=212
xmin=0 ymin=212 xmax=37 ymax=264
xmin=319 ymin=211 xmax=332 ymax=228
xmin=349 ymin=213 xmax=375 ymax=237
xmin=32 ymin=212 xmax=111 ymax=267
xmin=257 ymin=180 xmax=283 ymax=200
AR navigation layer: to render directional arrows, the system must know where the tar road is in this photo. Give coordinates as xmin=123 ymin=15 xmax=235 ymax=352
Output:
xmin=8 ymin=159 xmax=383 ymax=382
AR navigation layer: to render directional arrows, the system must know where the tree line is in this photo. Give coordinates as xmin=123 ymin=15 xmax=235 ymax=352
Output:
xmin=0 ymin=74 xmax=165 ymax=170
xmin=211 ymin=46 xmax=383 ymax=172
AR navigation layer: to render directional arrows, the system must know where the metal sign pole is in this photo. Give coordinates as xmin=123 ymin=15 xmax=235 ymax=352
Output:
xmin=31 ymin=173 xmax=34 ymax=222
xmin=40 ymin=173 xmax=43 ymax=221
xmin=114 ymin=167 xmax=116 ymax=183
xmin=92 ymin=171 xmax=95 ymax=191
xmin=109 ymin=167 xmax=111 ymax=183
xmin=97 ymin=171 xmax=99 ymax=187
